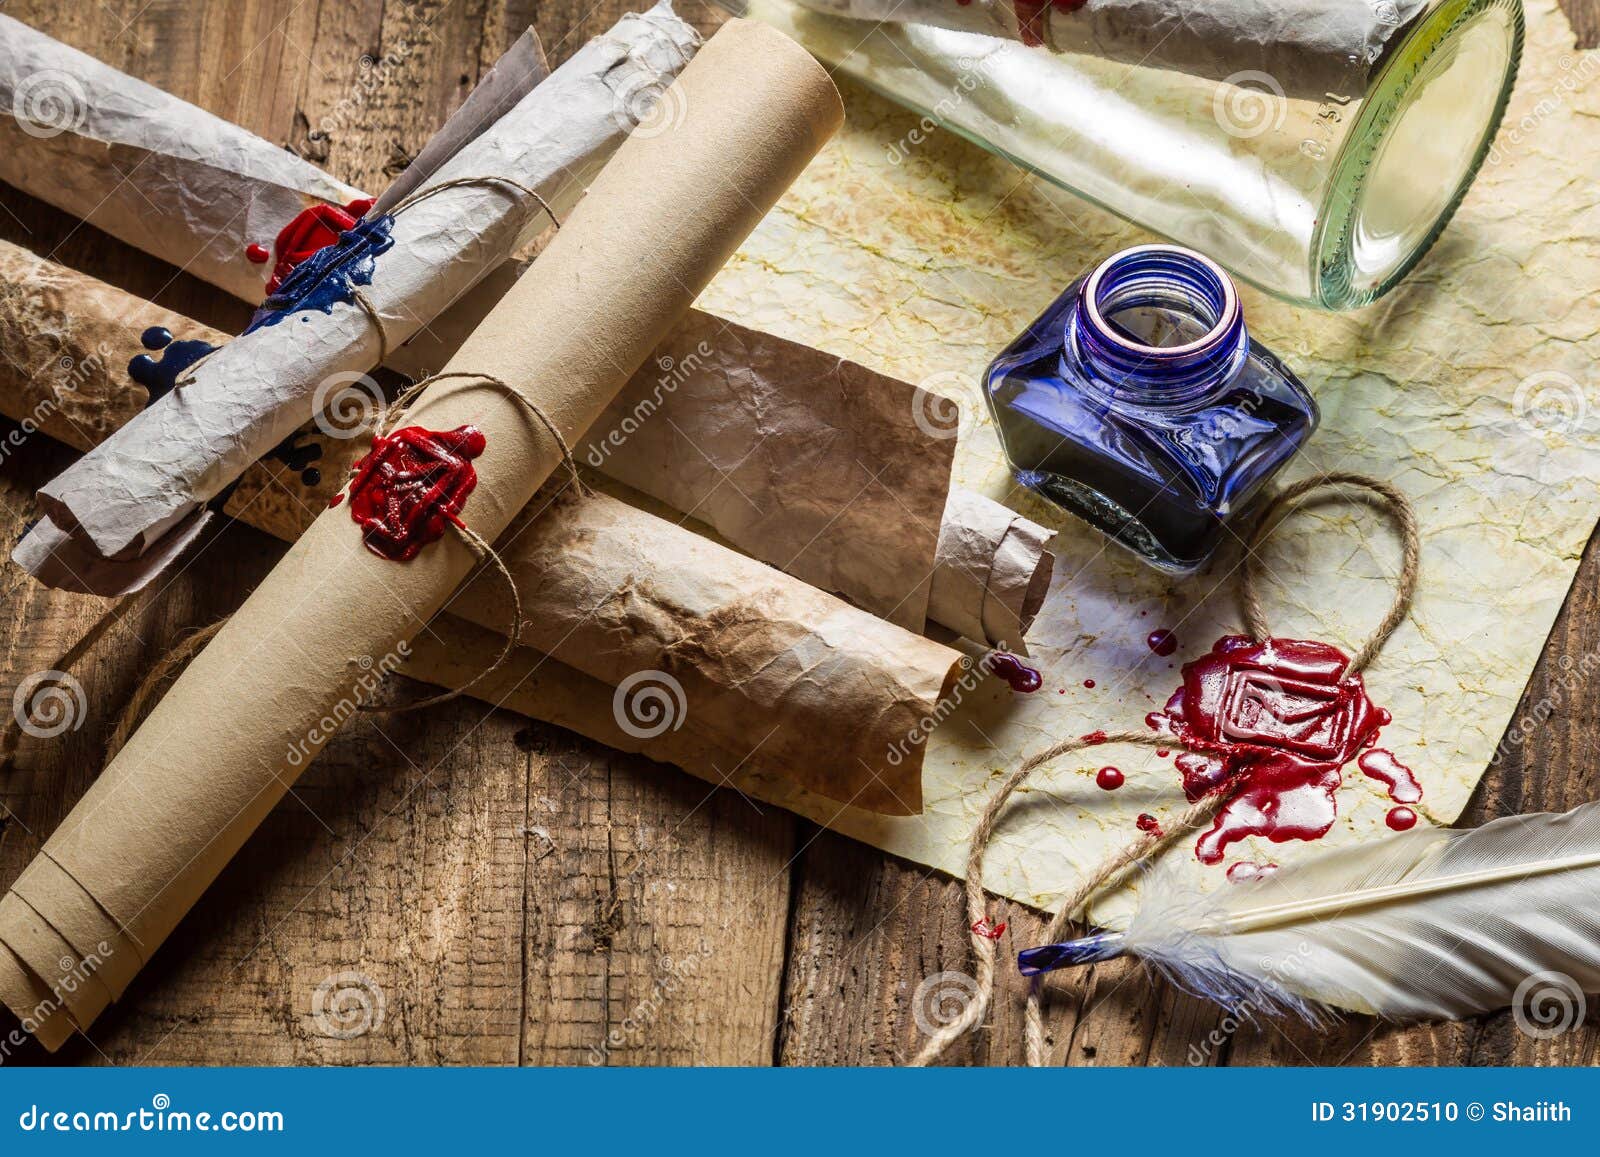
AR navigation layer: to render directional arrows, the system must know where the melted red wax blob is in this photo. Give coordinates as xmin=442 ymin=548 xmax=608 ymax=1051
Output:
xmin=1147 ymin=628 xmax=1179 ymax=657
xmin=1155 ymin=635 xmax=1405 ymax=865
xmin=1095 ymin=766 xmax=1124 ymax=791
xmin=1012 ymin=0 xmax=1088 ymax=46
xmin=971 ymin=918 xmax=1007 ymax=940
xmin=346 ymin=424 xmax=486 ymax=561
xmin=265 ymin=196 xmax=376 ymax=293
xmin=1226 ymin=861 xmax=1279 ymax=884
xmin=1083 ymin=678 xmax=1096 ymax=689
xmin=1358 ymin=749 xmax=1422 ymax=803
xmin=245 ymin=242 xmax=270 ymax=263
xmin=1080 ymin=729 xmax=1109 ymax=746
xmin=986 ymin=652 xmax=1043 ymax=693
xmin=1136 ymin=813 xmax=1162 ymax=836
xmin=1386 ymin=806 xmax=1419 ymax=831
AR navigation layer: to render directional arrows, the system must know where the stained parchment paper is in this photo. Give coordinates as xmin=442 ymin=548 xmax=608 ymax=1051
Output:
xmin=659 ymin=0 xmax=1600 ymax=918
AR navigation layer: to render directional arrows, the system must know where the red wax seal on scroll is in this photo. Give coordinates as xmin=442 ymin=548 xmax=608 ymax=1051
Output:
xmin=1155 ymin=635 xmax=1392 ymax=865
xmin=345 ymin=425 xmax=487 ymax=562
xmin=264 ymin=196 xmax=376 ymax=293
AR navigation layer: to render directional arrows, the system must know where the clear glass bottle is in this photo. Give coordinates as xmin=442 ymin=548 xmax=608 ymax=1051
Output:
xmin=984 ymin=245 xmax=1318 ymax=572
xmin=721 ymin=0 xmax=1523 ymax=310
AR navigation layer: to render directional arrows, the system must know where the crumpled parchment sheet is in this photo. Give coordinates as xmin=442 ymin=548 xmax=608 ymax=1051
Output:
xmin=693 ymin=0 xmax=1600 ymax=916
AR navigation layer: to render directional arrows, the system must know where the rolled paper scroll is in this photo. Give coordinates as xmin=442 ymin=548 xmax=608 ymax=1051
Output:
xmin=785 ymin=0 xmax=1429 ymax=93
xmin=0 ymin=240 xmax=1055 ymax=650
xmin=0 ymin=16 xmax=842 ymax=1049
xmin=0 ymin=12 xmax=361 ymax=303
xmin=0 ymin=240 xmax=956 ymax=815
xmin=13 ymin=3 xmax=702 ymax=596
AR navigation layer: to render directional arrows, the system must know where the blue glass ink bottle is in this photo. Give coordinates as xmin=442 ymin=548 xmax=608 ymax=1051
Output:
xmin=984 ymin=245 xmax=1319 ymax=573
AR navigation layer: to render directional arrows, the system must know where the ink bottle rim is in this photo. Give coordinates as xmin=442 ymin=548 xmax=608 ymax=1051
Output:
xmin=1065 ymin=244 xmax=1250 ymax=410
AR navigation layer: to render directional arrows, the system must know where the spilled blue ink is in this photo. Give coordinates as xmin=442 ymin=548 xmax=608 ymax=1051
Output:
xmin=129 ymin=327 xmax=218 ymax=405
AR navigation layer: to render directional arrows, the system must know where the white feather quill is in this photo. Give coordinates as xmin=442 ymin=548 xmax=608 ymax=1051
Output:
xmin=1020 ymin=802 xmax=1600 ymax=1020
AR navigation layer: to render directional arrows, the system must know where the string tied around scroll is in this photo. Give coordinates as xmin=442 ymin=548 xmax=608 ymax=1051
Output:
xmin=912 ymin=474 xmax=1421 ymax=1067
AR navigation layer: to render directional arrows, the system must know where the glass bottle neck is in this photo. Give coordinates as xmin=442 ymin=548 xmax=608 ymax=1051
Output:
xmin=1065 ymin=245 xmax=1250 ymax=408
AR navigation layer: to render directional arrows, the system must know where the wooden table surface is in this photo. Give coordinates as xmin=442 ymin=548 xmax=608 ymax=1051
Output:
xmin=1 ymin=0 xmax=1597 ymax=1067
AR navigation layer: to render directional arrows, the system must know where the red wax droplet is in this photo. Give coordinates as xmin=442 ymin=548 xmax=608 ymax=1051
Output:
xmin=1226 ymin=862 xmax=1279 ymax=884
xmin=1386 ymin=806 xmax=1419 ymax=831
xmin=1083 ymin=678 xmax=1096 ymax=689
xmin=1152 ymin=635 xmax=1401 ymax=865
xmin=1156 ymin=749 xmax=1170 ymax=758
xmin=985 ymin=652 xmax=1042 ymax=694
xmin=1079 ymin=729 xmax=1109 ymax=746
xmin=1136 ymin=813 xmax=1162 ymax=836
xmin=1146 ymin=628 xmax=1178 ymax=657
xmin=971 ymin=918 xmax=1006 ymax=940
xmin=346 ymin=425 xmax=486 ymax=561
xmin=1095 ymin=766 xmax=1124 ymax=791
xmin=245 ymin=242 xmax=270 ymax=263
xmin=1357 ymin=749 xmax=1422 ymax=804
xmin=327 ymin=492 xmax=344 ymax=508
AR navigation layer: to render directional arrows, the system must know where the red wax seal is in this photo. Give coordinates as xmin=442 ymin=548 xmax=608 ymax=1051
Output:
xmin=266 ymin=196 xmax=376 ymax=293
xmin=345 ymin=424 xmax=486 ymax=561
xmin=1156 ymin=635 xmax=1398 ymax=864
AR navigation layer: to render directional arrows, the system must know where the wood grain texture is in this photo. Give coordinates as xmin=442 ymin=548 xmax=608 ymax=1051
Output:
xmin=1 ymin=0 xmax=1597 ymax=1067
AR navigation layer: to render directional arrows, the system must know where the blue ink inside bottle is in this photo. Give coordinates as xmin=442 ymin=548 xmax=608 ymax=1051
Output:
xmin=984 ymin=245 xmax=1318 ymax=573
xmin=244 ymin=212 xmax=396 ymax=334
xmin=128 ymin=326 xmax=218 ymax=405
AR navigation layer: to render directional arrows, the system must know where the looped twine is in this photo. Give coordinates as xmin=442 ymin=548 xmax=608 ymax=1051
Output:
xmin=1239 ymin=472 xmax=1420 ymax=675
xmin=915 ymin=473 xmax=1422 ymax=1067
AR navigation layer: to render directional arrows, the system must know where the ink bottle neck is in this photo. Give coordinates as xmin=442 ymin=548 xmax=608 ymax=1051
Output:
xmin=1064 ymin=245 xmax=1249 ymax=409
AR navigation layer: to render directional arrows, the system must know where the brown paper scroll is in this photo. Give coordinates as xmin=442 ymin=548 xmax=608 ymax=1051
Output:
xmin=449 ymin=485 xmax=958 ymax=814
xmin=0 ymin=18 xmax=844 ymax=1048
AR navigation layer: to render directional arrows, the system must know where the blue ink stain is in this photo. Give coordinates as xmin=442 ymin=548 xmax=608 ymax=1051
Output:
xmin=129 ymin=327 xmax=218 ymax=405
xmin=244 ymin=212 xmax=396 ymax=334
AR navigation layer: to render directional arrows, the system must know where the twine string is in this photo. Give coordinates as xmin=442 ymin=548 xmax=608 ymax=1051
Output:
xmin=914 ymin=473 xmax=1421 ymax=1067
